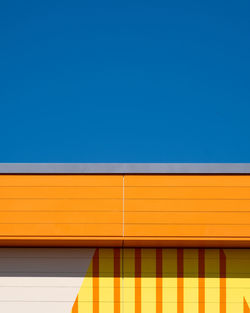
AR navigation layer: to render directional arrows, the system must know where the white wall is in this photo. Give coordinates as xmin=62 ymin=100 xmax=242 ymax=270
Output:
xmin=0 ymin=248 xmax=95 ymax=313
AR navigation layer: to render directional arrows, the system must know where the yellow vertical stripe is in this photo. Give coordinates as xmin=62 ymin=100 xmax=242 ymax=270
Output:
xmin=78 ymin=261 xmax=93 ymax=313
xmin=184 ymin=249 xmax=198 ymax=313
xmin=163 ymin=249 xmax=177 ymax=313
xmin=141 ymin=249 xmax=156 ymax=313
xmin=124 ymin=249 xmax=135 ymax=313
xmin=99 ymin=248 xmax=114 ymax=313
xmin=205 ymin=249 xmax=220 ymax=313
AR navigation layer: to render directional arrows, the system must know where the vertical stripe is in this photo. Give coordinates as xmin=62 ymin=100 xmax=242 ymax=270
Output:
xmin=93 ymin=248 xmax=99 ymax=313
xmin=244 ymin=297 xmax=250 ymax=313
xmin=114 ymin=248 xmax=121 ymax=313
xmin=177 ymin=249 xmax=184 ymax=313
xmin=156 ymin=249 xmax=163 ymax=313
xmin=135 ymin=248 xmax=141 ymax=313
xmin=124 ymin=249 xmax=135 ymax=313
xmin=220 ymin=249 xmax=226 ymax=313
xmin=199 ymin=249 xmax=205 ymax=313
xmin=72 ymin=295 xmax=78 ymax=313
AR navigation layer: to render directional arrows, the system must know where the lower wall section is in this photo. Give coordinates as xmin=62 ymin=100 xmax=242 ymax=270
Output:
xmin=0 ymin=248 xmax=95 ymax=313
xmin=0 ymin=248 xmax=250 ymax=313
xmin=73 ymin=248 xmax=250 ymax=313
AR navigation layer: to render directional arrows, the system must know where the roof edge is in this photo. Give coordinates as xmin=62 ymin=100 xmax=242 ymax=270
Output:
xmin=0 ymin=163 xmax=250 ymax=174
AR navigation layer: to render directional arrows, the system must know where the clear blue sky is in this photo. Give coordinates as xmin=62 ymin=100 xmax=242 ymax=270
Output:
xmin=0 ymin=0 xmax=249 ymax=162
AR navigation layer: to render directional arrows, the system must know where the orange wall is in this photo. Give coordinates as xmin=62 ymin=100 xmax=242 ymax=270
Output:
xmin=1 ymin=174 xmax=250 ymax=247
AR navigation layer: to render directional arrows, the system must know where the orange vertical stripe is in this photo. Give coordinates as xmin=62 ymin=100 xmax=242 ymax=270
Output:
xmin=177 ymin=249 xmax=184 ymax=313
xmin=93 ymin=248 xmax=99 ymax=313
xmin=114 ymin=248 xmax=120 ymax=313
xmin=198 ymin=249 xmax=205 ymax=313
xmin=244 ymin=297 xmax=250 ymax=313
xmin=220 ymin=249 xmax=226 ymax=313
xmin=156 ymin=248 xmax=163 ymax=313
xmin=72 ymin=295 xmax=78 ymax=313
xmin=135 ymin=248 xmax=141 ymax=313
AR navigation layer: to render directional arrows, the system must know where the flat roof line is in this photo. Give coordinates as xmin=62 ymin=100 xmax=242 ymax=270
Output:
xmin=0 ymin=163 xmax=249 ymax=173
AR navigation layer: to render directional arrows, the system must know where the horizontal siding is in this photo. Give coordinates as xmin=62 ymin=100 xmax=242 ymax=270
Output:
xmin=124 ymin=175 xmax=250 ymax=242
xmin=0 ymin=175 xmax=123 ymax=239
xmin=0 ymin=186 xmax=122 ymax=199
xmin=125 ymin=224 xmax=250 ymax=237
xmin=125 ymin=186 xmax=250 ymax=199
xmin=0 ymin=199 xmax=121 ymax=212
xmin=125 ymin=211 xmax=250 ymax=224
xmin=125 ymin=175 xmax=250 ymax=186
xmin=0 ymin=224 xmax=121 ymax=237
xmin=124 ymin=199 xmax=250 ymax=212
xmin=1 ymin=174 xmax=250 ymax=246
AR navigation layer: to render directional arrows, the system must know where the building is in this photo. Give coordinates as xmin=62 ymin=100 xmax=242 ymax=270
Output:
xmin=0 ymin=163 xmax=250 ymax=313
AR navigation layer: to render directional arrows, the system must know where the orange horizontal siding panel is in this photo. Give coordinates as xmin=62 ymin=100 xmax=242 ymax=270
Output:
xmin=0 ymin=237 xmax=124 ymax=247
xmin=0 ymin=186 xmax=122 ymax=198
xmin=125 ymin=175 xmax=250 ymax=186
xmin=0 ymin=211 xmax=122 ymax=224
xmin=125 ymin=199 xmax=250 ymax=212
xmin=0 ymin=223 xmax=122 ymax=237
xmin=125 ymin=224 xmax=250 ymax=237
xmin=124 ymin=175 xmax=250 ymax=245
xmin=125 ymin=211 xmax=250 ymax=225
xmin=125 ymin=186 xmax=250 ymax=199
xmin=0 ymin=199 xmax=122 ymax=212
xmin=0 ymin=175 xmax=123 ymax=241
xmin=0 ymin=174 xmax=250 ymax=246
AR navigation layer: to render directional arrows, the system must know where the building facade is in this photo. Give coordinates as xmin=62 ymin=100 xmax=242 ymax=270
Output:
xmin=0 ymin=163 xmax=250 ymax=313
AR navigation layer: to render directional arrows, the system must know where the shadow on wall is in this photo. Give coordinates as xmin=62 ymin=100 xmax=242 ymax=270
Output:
xmin=0 ymin=248 xmax=250 ymax=278
xmin=0 ymin=248 xmax=95 ymax=277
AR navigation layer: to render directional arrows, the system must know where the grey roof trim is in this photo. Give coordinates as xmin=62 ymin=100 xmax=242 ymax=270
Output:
xmin=0 ymin=163 xmax=250 ymax=174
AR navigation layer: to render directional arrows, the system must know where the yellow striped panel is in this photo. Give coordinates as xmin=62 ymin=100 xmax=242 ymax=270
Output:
xmin=163 ymin=249 xmax=177 ymax=313
xmin=141 ymin=249 xmax=156 ymax=313
xmin=72 ymin=248 xmax=250 ymax=313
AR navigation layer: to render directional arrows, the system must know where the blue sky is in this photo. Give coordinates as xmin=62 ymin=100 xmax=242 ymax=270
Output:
xmin=0 ymin=0 xmax=249 ymax=162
